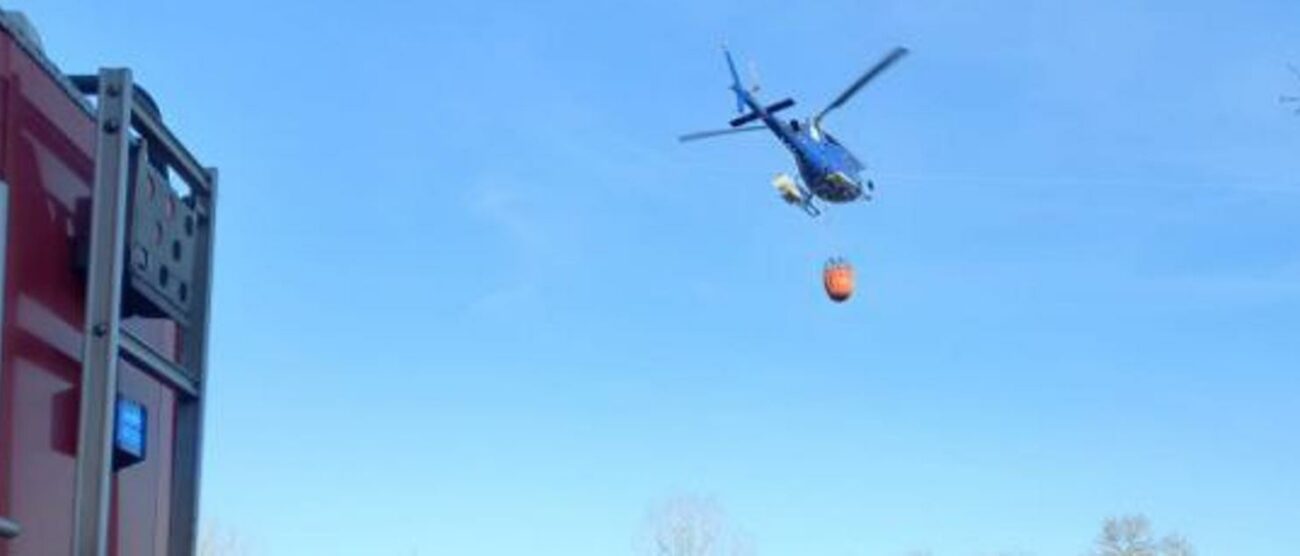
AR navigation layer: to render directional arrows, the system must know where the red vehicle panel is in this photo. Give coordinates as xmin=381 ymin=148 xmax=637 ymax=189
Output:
xmin=0 ymin=14 xmax=210 ymax=555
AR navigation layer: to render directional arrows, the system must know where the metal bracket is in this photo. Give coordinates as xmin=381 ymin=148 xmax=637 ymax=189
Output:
xmin=0 ymin=516 xmax=20 ymax=540
xmin=124 ymin=141 xmax=200 ymax=326
xmin=120 ymin=330 xmax=198 ymax=398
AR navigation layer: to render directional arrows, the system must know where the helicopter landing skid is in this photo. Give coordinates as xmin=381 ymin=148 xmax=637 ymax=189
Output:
xmin=773 ymin=173 xmax=821 ymax=217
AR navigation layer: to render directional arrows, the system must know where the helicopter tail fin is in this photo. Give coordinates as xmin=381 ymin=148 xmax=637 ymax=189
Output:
xmin=723 ymin=46 xmax=746 ymax=114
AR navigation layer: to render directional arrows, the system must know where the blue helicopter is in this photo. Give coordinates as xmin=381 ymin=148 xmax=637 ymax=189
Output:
xmin=681 ymin=46 xmax=908 ymax=217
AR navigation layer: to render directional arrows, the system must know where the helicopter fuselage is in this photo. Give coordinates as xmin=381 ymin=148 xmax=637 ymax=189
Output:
xmin=735 ymin=86 xmax=868 ymax=204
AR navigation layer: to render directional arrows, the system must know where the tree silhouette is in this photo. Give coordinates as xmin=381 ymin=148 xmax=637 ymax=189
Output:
xmin=1091 ymin=515 xmax=1194 ymax=556
xmin=640 ymin=495 xmax=753 ymax=556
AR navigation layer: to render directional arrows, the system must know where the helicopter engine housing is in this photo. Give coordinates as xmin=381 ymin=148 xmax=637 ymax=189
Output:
xmin=772 ymin=173 xmax=804 ymax=204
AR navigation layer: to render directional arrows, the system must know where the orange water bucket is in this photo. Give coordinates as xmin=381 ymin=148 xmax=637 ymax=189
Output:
xmin=823 ymin=258 xmax=854 ymax=303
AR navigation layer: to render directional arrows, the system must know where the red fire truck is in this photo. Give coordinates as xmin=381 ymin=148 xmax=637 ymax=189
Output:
xmin=0 ymin=9 xmax=217 ymax=555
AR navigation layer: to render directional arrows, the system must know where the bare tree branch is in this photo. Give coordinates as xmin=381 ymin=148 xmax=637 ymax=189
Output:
xmin=1160 ymin=534 xmax=1195 ymax=556
xmin=1091 ymin=515 xmax=1194 ymax=556
xmin=640 ymin=495 xmax=751 ymax=556
xmin=198 ymin=520 xmax=252 ymax=556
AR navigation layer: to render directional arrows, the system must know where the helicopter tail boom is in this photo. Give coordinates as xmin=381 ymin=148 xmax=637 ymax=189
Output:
xmin=723 ymin=47 xmax=746 ymax=114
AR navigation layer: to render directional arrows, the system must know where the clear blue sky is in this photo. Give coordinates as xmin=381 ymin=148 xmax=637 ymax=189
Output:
xmin=22 ymin=1 xmax=1300 ymax=554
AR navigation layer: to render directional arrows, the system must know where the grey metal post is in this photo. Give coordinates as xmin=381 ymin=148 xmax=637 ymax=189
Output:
xmin=167 ymin=167 xmax=216 ymax=556
xmin=0 ymin=181 xmax=8 ymax=433
xmin=0 ymin=181 xmax=7 ymax=354
xmin=71 ymin=68 xmax=134 ymax=556
xmin=0 ymin=182 xmax=16 ymax=542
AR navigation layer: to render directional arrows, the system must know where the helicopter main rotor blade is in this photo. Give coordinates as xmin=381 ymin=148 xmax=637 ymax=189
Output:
xmin=814 ymin=46 xmax=909 ymax=126
xmin=1285 ymin=95 xmax=1300 ymax=115
xmin=678 ymin=125 xmax=766 ymax=143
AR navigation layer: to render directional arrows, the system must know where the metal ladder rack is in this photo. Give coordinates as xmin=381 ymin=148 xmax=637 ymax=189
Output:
xmin=70 ymin=68 xmax=218 ymax=556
